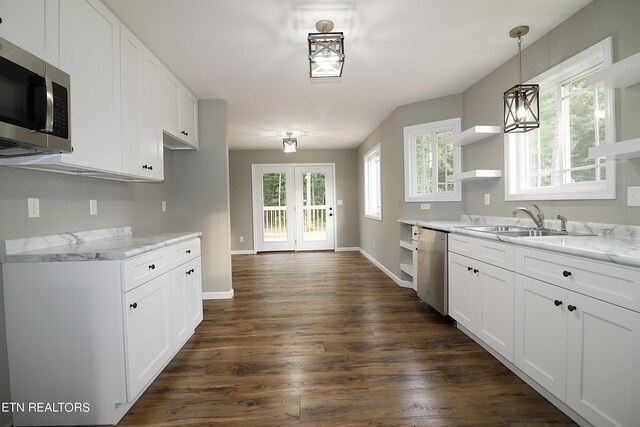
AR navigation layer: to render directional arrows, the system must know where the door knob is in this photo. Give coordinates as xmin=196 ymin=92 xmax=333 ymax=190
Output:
xmin=562 ymin=270 xmax=572 ymax=277
xmin=130 ymin=303 xmax=137 ymax=309
xmin=554 ymin=300 xmax=562 ymax=306
xmin=568 ymin=305 xmax=577 ymax=312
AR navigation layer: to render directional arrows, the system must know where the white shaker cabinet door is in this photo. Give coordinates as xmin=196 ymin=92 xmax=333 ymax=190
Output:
xmin=566 ymin=292 xmax=640 ymax=427
xmin=123 ymin=273 xmax=173 ymax=401
xmin=59 ymin=0 xmax=122 ymax=173
xmin=448 ymin=252 xmax=477 ymax=331
xmin=161 ymin=67 xmax=182 ymax=140
xmin=180 ymin=88 xmax=198 ymax=148
xmin=514 ymin=274 xmax=568 ymax=401
xmin=0 ymin=0 xmax=59 ymax=65
xmin=186 ymin=257 xmax=203 ymax=328
xmin=170 ymin=265 xmax=192 ymax=351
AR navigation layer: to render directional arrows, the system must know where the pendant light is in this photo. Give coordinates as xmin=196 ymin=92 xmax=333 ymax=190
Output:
xmin=283 ymin=132 xmax=297 ymax=153
xmin=308 ymin=19 xmax=345 ymax=78
xmin=503 ymin=25 xmax=539 ymax=133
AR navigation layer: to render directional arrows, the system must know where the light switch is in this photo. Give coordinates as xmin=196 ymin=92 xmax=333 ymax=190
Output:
xmin=27 ymin=198 xmax=40 ymax=218
xmin=162 ymin=201 xmax=167 ymax=212
xmin=484 ymin=194 xmax=491 ymax=205
xmin=628 ymin=187 xmax=640 ymax=206
xmin=420 ymin=203 xmax=431 ymax=210
xmin=89 ymin=199 xmax=98 ymax=216
xmin=337 ymin=200 xmax=343 ymax=206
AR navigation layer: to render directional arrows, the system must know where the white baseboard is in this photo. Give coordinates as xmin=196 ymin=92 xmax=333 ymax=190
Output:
xmin=399 ymin=280 xmax=414 ymax=289
xmin=202 ymin=289 xmax=234 ymax=300
xmin=335 ymin=247 xmax=360 ymax=252
xmin=231 ymin=250 xmax=256 ymax=255
xmin=359 ymin=248 xmax=408 ymax=289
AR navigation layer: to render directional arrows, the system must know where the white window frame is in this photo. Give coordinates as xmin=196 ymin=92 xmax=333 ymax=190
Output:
xmin=364 ymin=144 xmax=382 ymax=221
xmin=403 ymin=118 xmax=462 ymax=202
xmin=505 ymin=37 xmax=616 ymax=201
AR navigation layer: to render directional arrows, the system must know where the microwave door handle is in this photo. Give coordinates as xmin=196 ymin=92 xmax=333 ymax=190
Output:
xmin=41 ymin=76 xmax=54 ymax=133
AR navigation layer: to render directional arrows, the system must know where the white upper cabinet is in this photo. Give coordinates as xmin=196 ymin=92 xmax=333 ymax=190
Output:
xmin=59 ymin=0 xmax=123 ymax=173
xmin=0 ymin=0 xmax=60 ymax=66
xmin=121 ymin=25 xmax=163 ymax=181
xmin=162 ymin=67 xmax=199 ymax=149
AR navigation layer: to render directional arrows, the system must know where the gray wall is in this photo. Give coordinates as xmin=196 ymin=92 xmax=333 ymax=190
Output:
xmin=228 ymin=149 xmax=359 ymax=251
xmin=173 ymin=100 xmax=233 ymax=294
xmin=357 ymin=94 xmax=464 ymax=278
xmin=461 ymin=0 xmax=640 ymax=224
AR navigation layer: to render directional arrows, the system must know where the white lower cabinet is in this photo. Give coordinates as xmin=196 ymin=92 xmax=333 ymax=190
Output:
xmin=515 ymin=263 xmax=640 ymax=427
xmin=448 ymin=251 xmax=514 ymax=362
xmin=2 ymin=237 xmax=203 ymax=426
xmin=123 ymin=273 xmax=173 ymax=401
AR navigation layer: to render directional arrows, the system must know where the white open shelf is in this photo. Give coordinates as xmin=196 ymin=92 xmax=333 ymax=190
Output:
xmin=449 ymin=126 xmax=502 ymax=146
xmin=587 ymin=51 xmax=640 ymax=88
xmin=400 ymin=240 xmax=413 ymax=251
xmin=448 ymin=169 xmax=502 ymax=182
xmin=400 ymin=263 xmax=414 ymax=277
xmin=588 ymin=138 xmax=640 ymax=160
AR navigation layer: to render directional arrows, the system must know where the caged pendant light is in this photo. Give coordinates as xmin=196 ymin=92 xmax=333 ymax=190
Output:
xmin=308 ymin=19 xmax=345 ymax=78
xmin=282 ymin=132 xmax=297 ymax=153
xmin=503 ymin=25 xmax=539 ymax=133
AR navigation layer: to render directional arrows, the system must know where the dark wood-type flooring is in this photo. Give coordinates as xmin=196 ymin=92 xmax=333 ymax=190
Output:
xmin=119 ymin=251 xmax=576 ymax=426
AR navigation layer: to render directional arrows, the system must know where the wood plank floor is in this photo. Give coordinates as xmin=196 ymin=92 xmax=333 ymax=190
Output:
xmin=119 ymin=251 xmax=576 ymax=426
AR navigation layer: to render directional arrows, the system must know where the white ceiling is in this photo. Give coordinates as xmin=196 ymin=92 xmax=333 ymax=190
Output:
xmin=103 ymin=0 xmax=592 ymax=150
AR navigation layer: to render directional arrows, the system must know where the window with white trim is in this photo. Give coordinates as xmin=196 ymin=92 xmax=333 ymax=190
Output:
xmin=364 ymin=144 xmax=382 ymax=220
xmin=505 ymin=38 xmax=616 ymax=200
xmin=404 ymin=118 xmax=461 ymax=202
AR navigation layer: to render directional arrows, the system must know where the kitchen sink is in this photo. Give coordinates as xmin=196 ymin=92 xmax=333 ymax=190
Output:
xmin=460 ymin=225 xmax=596 ymax=238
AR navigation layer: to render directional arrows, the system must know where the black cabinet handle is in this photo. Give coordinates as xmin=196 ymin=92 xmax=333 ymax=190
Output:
xmin=148 ymin=264 xmax=156 ymax=270
xmin=554 ymin=300 xmax=563 ymax=306
xmin=467 ymin=267 xmax=472 ymax=271
xmin=149 ymin=166 xmax=153 ymax=170
xmin=329 ymin=213 xmax=333 ymax=217
xmin=130 ymin=302 xmax=137 ymax=309
xmin=142 ymin=165 xmax=148 ymax=169
xmin=0 ymin=17 xmax=3 ymax=24
xmin=186 ymin=268 xmax=195 ymax=275
xmin=186 ymin=249 xmax=191 ymax=254
xmin=190 ymin=269 xmax=195 ymax=274
xmin=562 ymin=270 xmax=572 ymax=277
xmin=185 ymin=132 xmax=189 ymax=136
xmin=186 ymin=270 xmax=191 ymax=275
xmin=568 ymin=305 xmax=577 ymax=312
xmin=473 ymin=269 xmax=479 ymax=273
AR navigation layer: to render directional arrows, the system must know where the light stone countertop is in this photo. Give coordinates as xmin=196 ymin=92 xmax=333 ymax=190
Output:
xmin=0 ymin=226 xmax=201 ymax=263
xmin=400 ymin=216 xmax=640 ymax=269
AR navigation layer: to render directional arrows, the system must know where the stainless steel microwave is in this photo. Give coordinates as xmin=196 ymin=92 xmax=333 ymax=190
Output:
xmin=0 ymin=36 xmax=71 ymax=157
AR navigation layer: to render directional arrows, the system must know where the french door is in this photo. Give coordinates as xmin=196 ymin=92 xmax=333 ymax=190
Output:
xmin=252 ymin=164 xmax=335 ymax=252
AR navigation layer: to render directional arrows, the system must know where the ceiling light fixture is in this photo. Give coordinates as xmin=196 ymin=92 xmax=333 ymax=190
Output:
xmin=308 ymin=19 xmax=345 ymax=78
xmin=283 ymin=132 xmax=297 ymax=153
xmin=503 ymin=25 xmax=539 ymax=133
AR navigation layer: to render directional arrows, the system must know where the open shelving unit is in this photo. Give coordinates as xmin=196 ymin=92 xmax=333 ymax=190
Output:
xmin=449 ymin=125 xmax=502 ymax=146
xmin=587 ymin=51 xmax=640 ymax=160
xmin=448 ymin=169 xmax=502 ymax=182
xmin=588 ymin=138 xmax=640 ymax=160
xmin=587 ymin=50 xmax=640 ymax=88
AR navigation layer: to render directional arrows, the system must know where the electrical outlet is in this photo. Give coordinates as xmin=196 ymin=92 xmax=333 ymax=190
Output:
xmin=27 ymin=198 xmax=40 ymax=218
xmin=89 ymin=199 xmax=98 ymax=216
xmin=420 ymin=203 xmax=431 ymax=210
xmin=337 ymin=200 xmax=343 ymax=206
xmin=484 ymin=193 xmax=491 ymax=205
xmin=628 ymin=187 xmax=640 ymax=206
xmin=162 ymin=201 xmax=167 ymax=212
xmin=239 ymin=236 xmax=244 ymax=243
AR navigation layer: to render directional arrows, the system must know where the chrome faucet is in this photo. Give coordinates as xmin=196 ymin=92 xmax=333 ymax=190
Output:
xmin=557 ymin=215 xmax=568 ymax=233
xmin=513 ymin=204 xmax=545 ymax=229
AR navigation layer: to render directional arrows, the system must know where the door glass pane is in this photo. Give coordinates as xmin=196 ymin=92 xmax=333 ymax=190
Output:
xmin=262 ymin=173 xmax=287 ymax=242
xmin=302 ymin=172 xmax=327 ymax=241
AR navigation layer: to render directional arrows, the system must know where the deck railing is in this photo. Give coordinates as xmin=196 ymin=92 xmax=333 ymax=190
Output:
xmin=263 ymin=205 xmax=327 ymax=241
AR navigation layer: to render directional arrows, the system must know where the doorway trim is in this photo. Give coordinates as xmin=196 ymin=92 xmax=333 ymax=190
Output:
xmin=251 ymin=163 xmax=337 ymax=252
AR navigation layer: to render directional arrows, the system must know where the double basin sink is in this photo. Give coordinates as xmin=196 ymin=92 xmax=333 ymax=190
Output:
xmin=460 ymin=225 xmax=595 ymax=238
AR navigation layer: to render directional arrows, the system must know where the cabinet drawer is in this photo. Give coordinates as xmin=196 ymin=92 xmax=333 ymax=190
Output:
xmin=515 ymin=247 xmax=640 ymax=312
xmin=449 ymin=234 xmax=514 ymax=270
xmin=123 ymin=248 xmax=170 ymax=292
xmin=170 ymin=238 xmax=201 ymax=268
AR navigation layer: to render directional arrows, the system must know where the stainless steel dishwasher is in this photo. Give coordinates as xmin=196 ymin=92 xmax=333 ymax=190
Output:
xmin=415 ymin=227 xmax=448 ymax=315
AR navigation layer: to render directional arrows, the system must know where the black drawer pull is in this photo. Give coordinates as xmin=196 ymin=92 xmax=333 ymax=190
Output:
xmin=554 ymin=300 xmax=562 ymax=306
xmin=149 ymin=264 xmax=156 ymax=270
xmin=568 ymin=305 xmax=577 ymax=312
xmin=130 ymin=303 xmax=137 ymax=309
xmin=467 ymin=267 xmax=472 ymax=271
xmin=186 ymin=268 xmax=195 ymax=275
xmin=473 ymin=269 xmax=479 ymax=274
xmin=186 ymin=249 xmax=191 ymax=254
xmin=562 ymin=270 xmax=572 ymax=277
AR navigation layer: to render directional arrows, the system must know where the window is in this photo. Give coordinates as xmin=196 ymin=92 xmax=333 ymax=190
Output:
xmin=364 ymin=144 xmax=382 ymax=220
xmin=404 ymin=118 xmax=461 ymax=202
xmin=505 ymin=38 xmax=615 ymax=200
